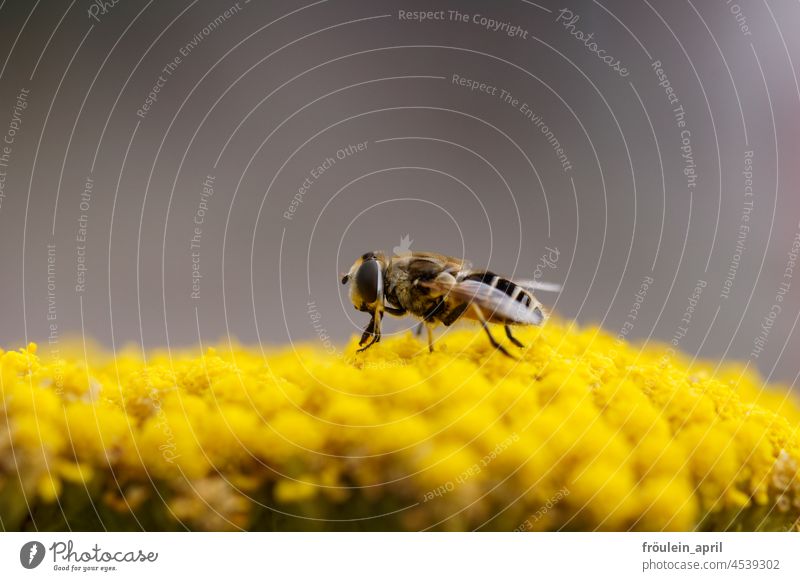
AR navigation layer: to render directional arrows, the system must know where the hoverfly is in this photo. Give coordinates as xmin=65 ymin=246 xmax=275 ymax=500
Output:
xmin=341 ymin=251 xmax=560 ymax=357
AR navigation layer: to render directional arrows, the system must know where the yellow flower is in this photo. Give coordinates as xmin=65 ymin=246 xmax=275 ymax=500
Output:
xmin=274 ymin=476 xmax=318 ymax=504
xmin=1 ymin=318 xmax=799 ymax=531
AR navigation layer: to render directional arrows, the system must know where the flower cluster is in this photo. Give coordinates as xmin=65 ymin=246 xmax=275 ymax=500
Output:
xmin=1 ymin=318 xmax=799 ymax=531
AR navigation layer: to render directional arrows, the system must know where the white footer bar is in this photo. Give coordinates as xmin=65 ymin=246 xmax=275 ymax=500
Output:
xmin=1 ymin=532 xmax=797 ymax=580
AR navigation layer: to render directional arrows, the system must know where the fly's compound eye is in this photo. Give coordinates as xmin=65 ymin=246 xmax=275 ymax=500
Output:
xmin=355 ymin=259 xmax=381 ymax=305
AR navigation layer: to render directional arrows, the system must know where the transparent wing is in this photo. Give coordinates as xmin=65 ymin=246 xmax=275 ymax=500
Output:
xmin=515 ymin=280 xmax=562 ymax=293
xmin=419 ymin=279 xmax=544 ymax=325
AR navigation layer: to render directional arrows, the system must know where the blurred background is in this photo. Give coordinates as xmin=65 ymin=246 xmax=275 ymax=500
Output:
xmin=0 ymin=0 xmax=798 ymax=382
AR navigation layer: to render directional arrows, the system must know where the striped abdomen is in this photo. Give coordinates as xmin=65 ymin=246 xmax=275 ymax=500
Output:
xmin=463 ymin=271 xmax=536 ymax=309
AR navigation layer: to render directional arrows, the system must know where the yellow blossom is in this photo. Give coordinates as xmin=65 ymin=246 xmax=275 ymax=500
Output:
xmin=1 ymin=317 xmax=799 ymax=531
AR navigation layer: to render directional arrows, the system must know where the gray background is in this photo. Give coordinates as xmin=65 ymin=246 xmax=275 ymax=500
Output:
xmin=0 ymin=0 xmax=799 ymax=384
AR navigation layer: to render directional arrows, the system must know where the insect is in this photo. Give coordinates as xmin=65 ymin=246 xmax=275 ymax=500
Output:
xmin=341 ymin=251 xmax=560 ymax=357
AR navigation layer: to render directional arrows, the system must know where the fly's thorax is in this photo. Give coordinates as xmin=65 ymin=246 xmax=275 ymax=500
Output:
xmin=383 ymin=261 xmax=406 ymax=302
xmin=382 ymin=267 xmax=420 ymax=316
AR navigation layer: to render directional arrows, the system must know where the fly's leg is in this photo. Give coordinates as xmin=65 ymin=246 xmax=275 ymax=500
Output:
xmin=413 ymin=298 xmax=444 ymax=343
xmin=416 ymin=302 xmax=468 ymax=351
xmin=472 ymin=305 xmax=515 ymax=359
xmin=357 ymin=311 xmax=383 ymax=352
xmin=505 ymin=325 xmax=525 ymax=348
xmin=357 ymin=326 xmax=379 ymax=352
xmin=374 ymin=309 xmax=382 ymax=343
xmin=358 ymin=315 xmax=375 ymax=347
